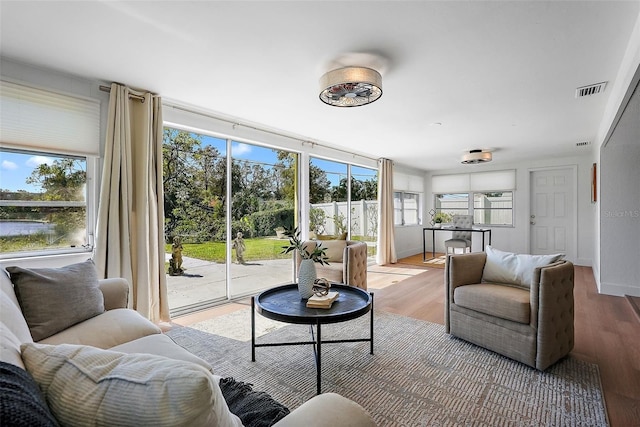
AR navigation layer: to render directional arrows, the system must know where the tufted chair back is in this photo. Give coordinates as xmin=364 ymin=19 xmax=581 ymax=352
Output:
xmin=296 ymin=240 xmax=368 ymax=290
xmin=451 ymin=215 xmax=473 ymax=240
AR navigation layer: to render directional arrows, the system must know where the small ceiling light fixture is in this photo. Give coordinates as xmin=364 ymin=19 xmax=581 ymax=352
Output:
xmin=319 ymin=66 xmax=382 ymax=107
xmin=462 ymin=149 xmax=492 ymax=164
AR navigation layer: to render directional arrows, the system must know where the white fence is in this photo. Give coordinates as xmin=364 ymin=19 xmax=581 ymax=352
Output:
xmin=310 ymin=200 xmax=378 ymax=239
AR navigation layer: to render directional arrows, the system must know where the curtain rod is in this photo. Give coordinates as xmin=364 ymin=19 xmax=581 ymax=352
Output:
xmin=99 ymin=85 xmax=146 ymax=102
xmin=164 ymin=102 xmax=379 ymax=163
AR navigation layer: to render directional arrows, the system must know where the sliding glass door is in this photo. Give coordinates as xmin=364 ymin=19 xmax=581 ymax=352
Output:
xmin=163 ymin=127 xmax=299 ymax=314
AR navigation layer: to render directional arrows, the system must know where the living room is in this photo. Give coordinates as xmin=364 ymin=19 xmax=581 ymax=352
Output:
xmin=1 ymin=1 xmax=639 ymax=426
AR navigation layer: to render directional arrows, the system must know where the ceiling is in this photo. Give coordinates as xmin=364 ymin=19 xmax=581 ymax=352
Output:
xmin=1 ymin=1 xmax=638 ymax=171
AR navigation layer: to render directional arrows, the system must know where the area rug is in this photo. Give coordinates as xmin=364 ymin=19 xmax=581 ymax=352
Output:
xmin=166 ymin=310 xmax=608 ymax=427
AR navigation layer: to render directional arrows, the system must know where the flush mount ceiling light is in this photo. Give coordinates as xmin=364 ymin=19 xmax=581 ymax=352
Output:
xmin=319 ymin=66 xmax=382 ymax=107
xmin=462 ymin=149 xmax=492 ymax=164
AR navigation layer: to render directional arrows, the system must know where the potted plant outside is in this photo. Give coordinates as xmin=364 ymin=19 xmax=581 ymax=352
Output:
xmin=433 ymin=212 xmax=452 ymax=228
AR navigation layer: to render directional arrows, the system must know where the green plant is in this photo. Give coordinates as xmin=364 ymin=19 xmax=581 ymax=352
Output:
xmin=281 ymin=227 xmax=329 ymax=265
xmin=434 ymin=212 xmax=452 ymax=223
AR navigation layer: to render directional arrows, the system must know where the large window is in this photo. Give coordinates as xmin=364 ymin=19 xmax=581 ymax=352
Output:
xmin=0 ymin=149 xmax=91 ymax=256
xmin=434 ymin=191 xmax=513 ymax=226
xmin=163 ymin=127 xmax=298 ymax=315
xmin=432 ymin=170 xmax=515 ymax=226
xmin=394 ymin=191 xmax=421 ymax=226
xmin=309 ymin=158 xmax=378 ymax=257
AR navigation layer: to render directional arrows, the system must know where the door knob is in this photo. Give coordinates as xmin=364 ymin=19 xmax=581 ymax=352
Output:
xmin=530 ymin=221 xmax=536 ymax=225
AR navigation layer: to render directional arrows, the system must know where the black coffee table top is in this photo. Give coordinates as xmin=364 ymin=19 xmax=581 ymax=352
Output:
xmin=254 ymin=283 xmax=372 ymax=325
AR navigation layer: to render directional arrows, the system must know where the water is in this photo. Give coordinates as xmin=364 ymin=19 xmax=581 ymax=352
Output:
xmin=0 ymin=221 xmax=55 ymax=237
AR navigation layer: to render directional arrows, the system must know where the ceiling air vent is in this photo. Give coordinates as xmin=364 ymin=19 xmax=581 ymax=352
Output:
xmin=575 ymin=82 xmax=607 ymax=98
xmin=576 ymin=141 xmax=591 ymax=147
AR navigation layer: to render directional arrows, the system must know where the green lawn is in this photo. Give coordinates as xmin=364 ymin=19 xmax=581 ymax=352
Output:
xmin=165 ymin=237 xmax=292 ymax=263
xmin=165 ymin=236 xmax=377 ymax=262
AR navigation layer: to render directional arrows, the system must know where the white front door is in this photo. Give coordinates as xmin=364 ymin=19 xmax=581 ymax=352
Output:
xmin=529 ymin=167 xmax=576 ymax=262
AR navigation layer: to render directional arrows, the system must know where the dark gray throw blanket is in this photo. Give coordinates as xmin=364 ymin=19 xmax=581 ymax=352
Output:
xmin=219 ymin=377 xmax=290 ymax=427
xmin=0 ymin=362 xmax=59 ymax=427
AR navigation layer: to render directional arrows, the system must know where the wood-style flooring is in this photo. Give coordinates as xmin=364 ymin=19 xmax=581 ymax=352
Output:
xmin=172 ymin=257 xmax=640 ymax=427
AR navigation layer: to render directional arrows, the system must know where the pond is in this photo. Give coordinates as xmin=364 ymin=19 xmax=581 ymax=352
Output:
xmin=0 ymin=221 xmax=55 ymax=237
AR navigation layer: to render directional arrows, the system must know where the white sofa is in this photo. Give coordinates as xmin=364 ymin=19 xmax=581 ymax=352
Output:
xmin=0 ymin=261 xmax=376 ymax=426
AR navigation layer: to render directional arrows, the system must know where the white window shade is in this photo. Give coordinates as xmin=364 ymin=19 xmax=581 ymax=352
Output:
xmin=432 ymin=173 xmax=470 ymax=193
xmin=0 ymin=80 xmax=100 ymax=155
xmin=433 ymin=170 xmax=516 ymax=193
xmin=470 ymin=170 xmax=516 ymax=191
xmin=394 ymin=172 xmax=424 ymax=192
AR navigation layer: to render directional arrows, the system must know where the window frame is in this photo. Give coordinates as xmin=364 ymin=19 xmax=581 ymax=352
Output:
xmin=394 ymin=191 xmax=422 ymax=226
xmin=0 ymin=147 xmax=97 ymax=259
xmin=434 ymin=191 xmax=514 ymax=227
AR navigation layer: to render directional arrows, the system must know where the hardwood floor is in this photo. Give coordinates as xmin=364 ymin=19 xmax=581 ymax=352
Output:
xmin=373 ymin=263 xmax=640 ymax=427
xmin=172 ymin=260 xmax=640 ymax=426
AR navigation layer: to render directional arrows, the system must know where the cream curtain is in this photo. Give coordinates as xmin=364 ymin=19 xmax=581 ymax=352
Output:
xmin=376 ymin=158 xmax=397 ymax=265
xmin=94 ymin=83 xmax=169 ymax=323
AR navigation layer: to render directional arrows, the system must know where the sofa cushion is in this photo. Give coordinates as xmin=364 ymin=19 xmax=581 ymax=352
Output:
xmin=319 ymin=240 xmax=346 ymax=263
xmin=316 ymin=264 xmax=343 ymax=284
xmin=0 ymin=361 xmax=59 ymax=427
xmin=0 ymin=280 xmax=33 ymax=367
xmin=482 ymin=246 xmax=564 ymax=288
xmin=111 ymin=333 xmax=212 ymax=371
xmin=6 ymin=260 xmax=104 ymax=341
xmin=454 ymin=283 xmax=531 ymax=324
xmin=38 ymin=308 xmax=161 ymax=349
xmin=20 ymin=342 xmax=243 ymax=427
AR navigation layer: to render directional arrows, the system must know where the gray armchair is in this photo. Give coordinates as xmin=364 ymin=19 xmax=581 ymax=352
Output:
xmin=445 ymin=252 xmax=575 ymax=370
xmin=297 ymin=240 xmax=368 ymax=290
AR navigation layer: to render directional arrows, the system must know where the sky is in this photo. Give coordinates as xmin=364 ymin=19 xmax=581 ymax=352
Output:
xmin=0 ymin=133 xmax=376 ymax=193
xmin=0 ymin=150 xmax=62 ymax=193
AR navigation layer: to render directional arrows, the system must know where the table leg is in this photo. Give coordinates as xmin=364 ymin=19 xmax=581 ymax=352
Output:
xmin=316 ymin=320 xmax=322 ymax=395
xmin=370 ymin=293 xmax=374 ymax=355
xmin=251 ymin=296 xmax=256 ymax=362
xmin=432 ymin=229 xmax=436 ymax=259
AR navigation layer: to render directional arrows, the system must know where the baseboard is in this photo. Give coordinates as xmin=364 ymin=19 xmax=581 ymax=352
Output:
xmin=626 ymin=296 xmax=640 ymax=323
xmin=599 ymin=281 xmax=640 ymax=297
xmin=575 ymin=257 xmax=592 ymax=267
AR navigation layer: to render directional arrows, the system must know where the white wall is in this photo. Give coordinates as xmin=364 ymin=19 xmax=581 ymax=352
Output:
xmin=397 ymin=153 xmax=595 ymax=266
xmin=599 ymin=77 xmax=640 ymax=297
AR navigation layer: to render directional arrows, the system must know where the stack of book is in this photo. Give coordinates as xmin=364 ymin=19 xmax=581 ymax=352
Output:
xmin=306 ymin=291 xmax=339 ymax=309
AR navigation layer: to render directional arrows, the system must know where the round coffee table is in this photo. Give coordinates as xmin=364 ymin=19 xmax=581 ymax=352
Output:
xmin=251 ymin=283 xmax=374 ymax=394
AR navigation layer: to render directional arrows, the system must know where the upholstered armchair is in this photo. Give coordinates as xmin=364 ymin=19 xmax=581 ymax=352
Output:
xmin=445 ymin=250 xmax=575 ymax=370
xmin=297 ymin=240 xmax=368 ymax=290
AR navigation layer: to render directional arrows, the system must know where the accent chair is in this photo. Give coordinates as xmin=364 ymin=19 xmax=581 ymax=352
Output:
xmin=445 ymin=250 xmax=575 ymax=370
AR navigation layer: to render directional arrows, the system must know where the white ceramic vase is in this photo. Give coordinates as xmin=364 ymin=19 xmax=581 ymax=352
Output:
xmin=297 ymin=259 xmax=317 ymax=299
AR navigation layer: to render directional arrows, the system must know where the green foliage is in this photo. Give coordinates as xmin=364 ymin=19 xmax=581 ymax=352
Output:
xmin=249 ymin=208 xmax=294 ymax=237
xmin=281 ymin=227 xmax=329 ymax=265
xmin=434 ymin=212 xmax=453 ymax=223
xmin=309 ymin=208 xmax=326 ymax=234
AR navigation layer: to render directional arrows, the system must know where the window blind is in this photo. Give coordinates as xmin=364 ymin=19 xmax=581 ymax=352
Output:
xmin=432 ymin=170 xmax=516 ymax=193
xmin=0 ymin=80 xmax=100 ymax=155
xmin=394 ymin=172 xmax=424 ymax=192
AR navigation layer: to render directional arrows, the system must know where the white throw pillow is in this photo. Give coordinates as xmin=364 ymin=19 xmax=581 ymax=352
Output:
xmin=482 ymin=245 xmax=564 ymax=288
xmin=20 ymin=342 xmax=243 ymax=427
xmin=318 ymin=240 xmax=347 ymax=263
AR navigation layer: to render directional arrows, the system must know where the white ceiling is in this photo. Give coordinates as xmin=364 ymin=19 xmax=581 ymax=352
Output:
xmin=1 ymin=1 xmax=638 ymax=171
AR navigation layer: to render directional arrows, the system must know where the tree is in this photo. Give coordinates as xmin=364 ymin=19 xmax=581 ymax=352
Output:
xmin=309 ymin=164 xmax=331 ymax=204
xmin=26 ymin=158 xmax=86 ymax=240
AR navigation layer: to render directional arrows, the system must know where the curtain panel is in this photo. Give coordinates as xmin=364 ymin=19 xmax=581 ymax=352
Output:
xmin=94 ymin=83 xmax=169 ymax=323
xmin=376 ymin=158 xmax=397 ymax=265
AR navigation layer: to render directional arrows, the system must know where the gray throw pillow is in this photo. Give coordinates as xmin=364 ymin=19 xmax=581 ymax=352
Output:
xmin=7 ymin=260 xmax=104 ymax=341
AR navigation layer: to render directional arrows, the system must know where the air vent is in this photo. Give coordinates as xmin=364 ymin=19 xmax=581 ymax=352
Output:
xmin=575 ymin=82 xmax=607 ymax=98
xmin=576 ymin=141 xmax=591 ymax=147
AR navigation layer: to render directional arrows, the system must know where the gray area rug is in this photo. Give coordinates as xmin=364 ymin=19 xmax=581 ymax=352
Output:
xmin=167 ymin=309 xmax=608 ymax=427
